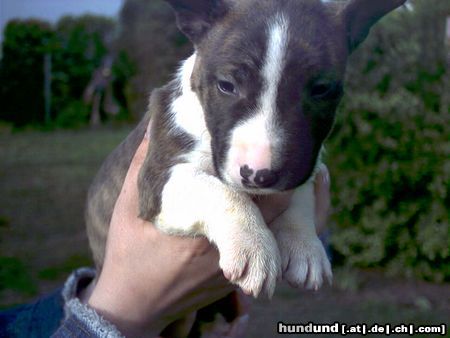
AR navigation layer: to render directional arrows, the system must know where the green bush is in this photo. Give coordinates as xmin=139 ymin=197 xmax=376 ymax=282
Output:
xmin=327 ymin=2 xmax=449 ymax=282
xmin=52 ymin=15 xmax=116 ymax=117
xmin=54 ymin=100 xmax=90 ymax=129
xmin=329 ymin=90 xmax=449 ymax=282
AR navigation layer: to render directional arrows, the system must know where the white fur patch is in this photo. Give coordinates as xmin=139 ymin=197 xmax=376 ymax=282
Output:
xmin=170 ymin=54 xmax=207 ymax=140
xmin=259 ymin=13 xmax=290 ymax=132
xmin=169 ymin=54 xmax=214 ymax=173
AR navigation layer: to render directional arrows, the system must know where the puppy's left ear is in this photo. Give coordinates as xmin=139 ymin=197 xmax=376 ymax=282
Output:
xmin=165 ymin=0 xmax=229 ymax=45
xmin=342 ymin=0 xmax=406 ymax=51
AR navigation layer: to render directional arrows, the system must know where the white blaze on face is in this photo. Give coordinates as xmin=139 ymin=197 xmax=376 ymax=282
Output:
xmin=224 ymin=14 xmax=289 ymax=187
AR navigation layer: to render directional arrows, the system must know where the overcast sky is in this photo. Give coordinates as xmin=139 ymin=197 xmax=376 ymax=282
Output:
xmin=0 ymin=0 xmax=123 ymax=40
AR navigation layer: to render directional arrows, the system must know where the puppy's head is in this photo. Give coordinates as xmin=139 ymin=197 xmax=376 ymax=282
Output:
xmin=166 ymin=0 xmax=406 ymax=193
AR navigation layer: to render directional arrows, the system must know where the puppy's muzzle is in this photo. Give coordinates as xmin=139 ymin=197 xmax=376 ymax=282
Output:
xmin=226 ymin=142 xmax=280 ymax=189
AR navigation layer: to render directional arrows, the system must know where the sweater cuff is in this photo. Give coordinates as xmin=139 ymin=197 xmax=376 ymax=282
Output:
xmin=61 ymin=267 xmax=125 ymax=338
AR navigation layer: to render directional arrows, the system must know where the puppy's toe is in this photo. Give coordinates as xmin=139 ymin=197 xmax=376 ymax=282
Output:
xmin=220 ymin=251 xmax=247 ymax=282
xmin=237 ymin=247 xmax=280 ymax=298
xmin=280 ymin=235 xmax=332 ymax=290
xmin=284 ymin=259 xmax=308 ymax=288
xmin=219 ymin=232 xmax=281 ymax=298
xmin=304 ymin=257 xmax=324 ymax=290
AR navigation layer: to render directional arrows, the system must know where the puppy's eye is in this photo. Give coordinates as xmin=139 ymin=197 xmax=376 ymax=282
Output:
xmin=310 ymin=81 xmax=341 ymax=100
xmin=217 ymin=80 xmax=237 ymax=95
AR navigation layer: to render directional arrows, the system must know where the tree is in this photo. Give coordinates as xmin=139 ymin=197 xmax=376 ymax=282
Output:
xmin=117 ymin=0 xmax=192 ymax=117
xmin=0 ymin=20 xmax=54 ymax=126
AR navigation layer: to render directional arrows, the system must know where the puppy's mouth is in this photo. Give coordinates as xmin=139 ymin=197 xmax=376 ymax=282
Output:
xmin=227 ymin=181 xmax=280 ymax=195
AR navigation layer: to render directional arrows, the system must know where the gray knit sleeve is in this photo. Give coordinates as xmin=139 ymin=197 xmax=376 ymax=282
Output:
xmin=51 ymin=268 xmax=125 ymax=338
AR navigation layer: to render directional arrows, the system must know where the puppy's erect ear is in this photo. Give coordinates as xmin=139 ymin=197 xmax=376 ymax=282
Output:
xmin=165 ymin=0 xmax=229 ymax=45
xmin=342 ymin=0 xmax=406 ymax=51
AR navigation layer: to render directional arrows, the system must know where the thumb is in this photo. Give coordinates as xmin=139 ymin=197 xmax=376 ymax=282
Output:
xmin=112 ymin=134 xmax=149 ymax=221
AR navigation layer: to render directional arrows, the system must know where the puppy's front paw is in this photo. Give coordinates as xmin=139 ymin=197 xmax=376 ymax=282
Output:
xmin=276 ymin=228 xmax=332 ymax=290
xmin=219 ymin=231 xmax=281 ymax=298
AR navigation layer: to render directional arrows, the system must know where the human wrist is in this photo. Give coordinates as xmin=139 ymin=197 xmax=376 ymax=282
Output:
xmin=87 ymin=270 xmax=165 ymax=337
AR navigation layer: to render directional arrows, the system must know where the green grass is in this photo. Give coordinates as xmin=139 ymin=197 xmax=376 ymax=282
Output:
xmin=0 ymin=126 xmax=131 ymax=306
xmin=0 ymin=256 xmax=36 ymax=296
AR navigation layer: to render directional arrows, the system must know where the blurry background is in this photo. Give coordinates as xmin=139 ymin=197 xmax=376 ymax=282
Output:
xmin=0 ymin=0 xmax=449 ymax=336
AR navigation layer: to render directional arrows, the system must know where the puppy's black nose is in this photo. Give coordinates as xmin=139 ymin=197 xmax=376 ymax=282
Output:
xmin=240 ymin=165 xmax=278 ymax=188
xmin=254 ymin=169 xmax=278 ymax=188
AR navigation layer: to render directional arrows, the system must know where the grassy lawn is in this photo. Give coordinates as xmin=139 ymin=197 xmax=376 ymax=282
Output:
xmin=0 ymin=126 xmax=131 ymax=306
xmin=0 ymin=127 xmax=449 ymax=336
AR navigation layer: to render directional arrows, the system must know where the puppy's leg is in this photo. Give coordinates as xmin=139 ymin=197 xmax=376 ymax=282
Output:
xmin=155 ymin=163 xmax=281 ymax=298
xmin=271 ymin=178 xmax=332 ymax=290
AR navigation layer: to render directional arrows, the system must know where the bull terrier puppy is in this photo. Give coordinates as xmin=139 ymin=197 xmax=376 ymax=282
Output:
xmin=86 ymin=0 xmax=406 ymax=298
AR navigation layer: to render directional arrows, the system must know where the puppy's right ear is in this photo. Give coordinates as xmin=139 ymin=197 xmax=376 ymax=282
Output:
xmin=165 ymin=0 xmax=229 ymax=45
xmin=342 ymin=0 xmax=406 ymax=51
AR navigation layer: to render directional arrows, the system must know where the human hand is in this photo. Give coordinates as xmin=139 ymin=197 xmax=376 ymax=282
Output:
xmin=87 ymin=134 xmax=230 ymax=337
